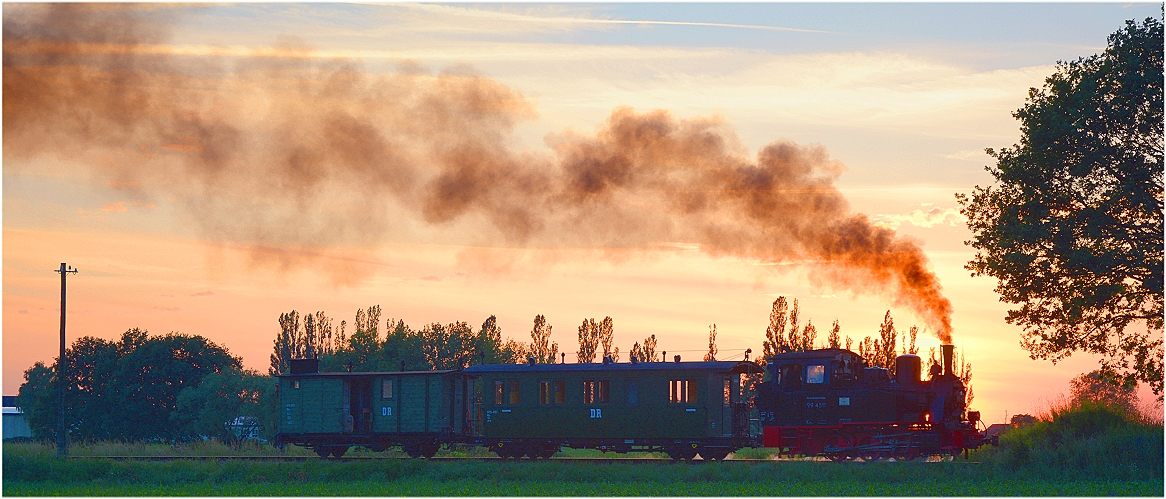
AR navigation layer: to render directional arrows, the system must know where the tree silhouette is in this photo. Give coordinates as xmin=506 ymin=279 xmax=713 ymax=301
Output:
xmin=704 ymin=324 xmax=718 ymax=361
xmin=827 ymin=320 xmax=841 ymax=349
xmin=597 ymin=316 xmax=618 ymax=362
xmin=958 ymin=17 xmax=1163 ymax=397
xmin=528 ymin=314 xmax=559 ymax=364
xmin=762 ymin=297 xmax=789 ymax=363
xmin=576 ymin=318 xmax=599 ymax=363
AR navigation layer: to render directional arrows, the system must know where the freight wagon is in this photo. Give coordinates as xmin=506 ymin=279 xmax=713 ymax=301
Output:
xmin=273 ymin=359 xmax=471 ymax=458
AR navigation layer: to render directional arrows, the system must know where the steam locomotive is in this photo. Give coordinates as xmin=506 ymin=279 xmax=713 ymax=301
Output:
xmin=274 ymin=345 xmax=987 ymax=460
xmin=755 ymin=344 xmax=987 ymax=459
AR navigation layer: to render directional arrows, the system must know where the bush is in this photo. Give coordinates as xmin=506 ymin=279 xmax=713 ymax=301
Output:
xmin=975 ymin=399 xmax=1163 ymax=480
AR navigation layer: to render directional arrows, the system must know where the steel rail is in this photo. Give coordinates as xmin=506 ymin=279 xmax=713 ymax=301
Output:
xmin=67 ymin=455 xmax=779 ymax=463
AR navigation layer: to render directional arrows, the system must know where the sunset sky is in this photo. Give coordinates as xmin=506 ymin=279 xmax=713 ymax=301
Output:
xmin=4 ymin=3 xmax=1161 ymax=423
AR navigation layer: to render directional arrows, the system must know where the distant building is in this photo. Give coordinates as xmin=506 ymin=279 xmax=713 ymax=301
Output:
xmin=227 ymin=416 xmax=263 ymax=441
xmin=3 ymin=395 xmax=33 ymax=440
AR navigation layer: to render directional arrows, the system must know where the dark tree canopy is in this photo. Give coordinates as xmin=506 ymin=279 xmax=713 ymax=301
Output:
xmin=958 ymin=17 xmax=1164 ymax=396
xmin=16 ymin=328 xmax=247 ymax=442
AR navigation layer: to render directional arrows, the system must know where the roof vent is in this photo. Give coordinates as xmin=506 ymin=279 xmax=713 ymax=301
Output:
xmin=603 ymin=355 xmax=614 ymax=364
xmin=674 ymin=355 xmax=681 ymax=363
xmin=527 ymin=356 xmax=536 ymax=366
xmin=630 ymin=355 xmax=639 ymax=364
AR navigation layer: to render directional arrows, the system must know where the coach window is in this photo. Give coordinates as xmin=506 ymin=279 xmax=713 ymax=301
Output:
xmin=627 ymin=381 xmax=639 ymax=405
xmin=806 ymin=364 xmax=826 ymax=384
xmin=669 ymin=379 xmax=697 ymax=403
xmin=292 ymin=380 xmax=300 ymax=389
xmin=723 ymin=378 xmax=731 ymax=405
xmin=494 ymin=380 xmax=504 ymax=405
xmin=508 ymin=381 xmax=520 ymax=404
xmin=539 ymin=381 xmax=551 ymax=404
xmin=554 ymin=380 xmax=566 ymax=404
xmin=583 ymin=380 xmax=596 ymax=404
xmin=382 ymin=379 xmax=394 ymax=399
xmin=597 ymin=380 xmax=610 ymax=403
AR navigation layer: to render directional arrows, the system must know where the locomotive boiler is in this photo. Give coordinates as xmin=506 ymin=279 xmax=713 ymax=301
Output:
xmin=754 ymin=344 xmax=987 ymax=460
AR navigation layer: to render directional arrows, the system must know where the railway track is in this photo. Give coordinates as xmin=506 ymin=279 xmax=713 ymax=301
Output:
xmin=67 ymin=455 xmax=773 ymax=463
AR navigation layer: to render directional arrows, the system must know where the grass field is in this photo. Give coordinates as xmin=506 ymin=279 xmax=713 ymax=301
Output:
xmin=3 ymin=441 xmax=1162 ymax=496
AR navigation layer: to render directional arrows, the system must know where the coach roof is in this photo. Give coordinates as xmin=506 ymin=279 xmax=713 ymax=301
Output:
xmin=463 ymin=360 xmax=761 ymax=374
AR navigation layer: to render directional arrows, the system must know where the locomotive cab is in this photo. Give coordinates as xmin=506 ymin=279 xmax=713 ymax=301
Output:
xmin=757 ymin=348 xmax=869 ymax=427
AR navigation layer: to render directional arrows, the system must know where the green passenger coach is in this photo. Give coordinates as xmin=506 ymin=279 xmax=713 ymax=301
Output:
xmin=274 ymin=359 xmax=470 ymax=458
xmin=462 ymin=358 xmax=761 ymax=460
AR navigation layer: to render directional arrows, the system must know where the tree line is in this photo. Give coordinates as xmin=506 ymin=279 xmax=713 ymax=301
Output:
xmin=269 ymin=308 xmax=677 ymax=374
xmin=17 ymin=328 xmax=273 ymax=443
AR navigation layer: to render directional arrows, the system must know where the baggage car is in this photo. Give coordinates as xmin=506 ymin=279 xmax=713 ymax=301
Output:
xmin=273 ymin=359 xmax=471 ymax=458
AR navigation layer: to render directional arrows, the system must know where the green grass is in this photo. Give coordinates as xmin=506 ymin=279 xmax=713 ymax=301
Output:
xmin=3 ymin=443 xmax=1161 ymax=496
xmin=6 ymin=401 xmax=1163 ymax=498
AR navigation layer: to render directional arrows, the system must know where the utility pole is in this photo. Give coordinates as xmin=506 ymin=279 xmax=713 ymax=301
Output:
xmin=55 ymin=262 xmax=78 ymax=457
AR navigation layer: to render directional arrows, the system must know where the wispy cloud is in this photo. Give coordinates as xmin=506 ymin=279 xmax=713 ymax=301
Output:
xmin=100 ymin=201 xmax=156 ymax=213
xmin=871 ymin=207 xmax=966 ymax=230
xmin=76 ymin=201 xmax=157 ymax=220
xmin=943 ymin=149 xmax=991 ymax=161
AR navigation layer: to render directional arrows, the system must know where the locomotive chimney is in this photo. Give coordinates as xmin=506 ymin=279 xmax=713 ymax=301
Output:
xmin=941 ymin=344 xmax=954 ymax=377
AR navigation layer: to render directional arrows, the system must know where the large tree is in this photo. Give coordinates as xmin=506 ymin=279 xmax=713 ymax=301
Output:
xmin=958 ymin=17 xmax=1164 ymax=396
xmin=528 ymin=314 xmax=559 ymax=364
xmin=576 ymin=318 xmax=599 ymax=363
xmin=17 ymin=328 xmax=242 ymax=442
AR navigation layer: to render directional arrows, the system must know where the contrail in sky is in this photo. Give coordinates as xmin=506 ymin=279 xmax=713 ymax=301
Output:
xmin=401 ymin=3 xmax=833 ymax=34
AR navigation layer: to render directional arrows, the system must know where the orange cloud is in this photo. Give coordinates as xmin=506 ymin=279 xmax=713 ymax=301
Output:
xmin=99 ymin=201 xmax=156 ymax=213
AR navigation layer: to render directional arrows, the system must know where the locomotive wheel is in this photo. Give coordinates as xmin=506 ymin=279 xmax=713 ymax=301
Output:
xmin=330 ymin=446 xmax=348 ymax=458
xmin=826 ymin=435 xmax=852 ymax=462
xmin=702 ymin=449 xmax=730 ymax=461
xmin=855 ymin=436 xmax=881 ymax=462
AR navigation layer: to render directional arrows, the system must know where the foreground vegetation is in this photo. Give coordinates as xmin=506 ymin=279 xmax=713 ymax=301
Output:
xmin=972 ymin=399 xmax=1163 ymax=482
xmin=3 ymin=444 xmax=1157 ymax=496
xmin=4 ymin=436 xmax=1161 ymax=496
xmin=5 ymin=398 xmax=1161 ymax=496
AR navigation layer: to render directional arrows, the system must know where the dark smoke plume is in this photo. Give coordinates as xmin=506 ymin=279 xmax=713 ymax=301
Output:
xmin=3 ymin=5 xmax=954 ymax=342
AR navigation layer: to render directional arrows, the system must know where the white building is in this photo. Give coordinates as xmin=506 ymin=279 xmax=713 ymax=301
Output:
xmin=3 ymin=396 xmax=34 ymax=440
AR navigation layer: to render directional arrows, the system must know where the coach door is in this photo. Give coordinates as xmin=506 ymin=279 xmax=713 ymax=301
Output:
xmin=346 ymin=378 xmax=373 ymax=433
